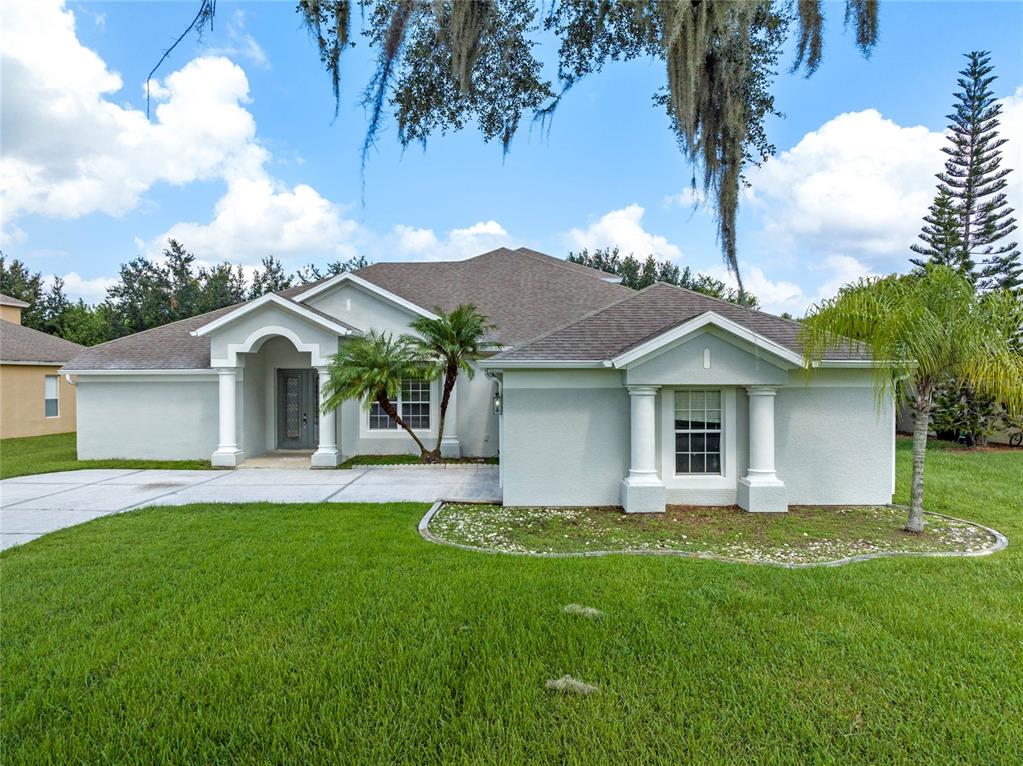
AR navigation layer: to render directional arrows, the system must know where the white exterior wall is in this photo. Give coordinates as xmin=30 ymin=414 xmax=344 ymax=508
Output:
xmin=306 ymin=283 xmax=420 ymax=337
xmin=501 ymin=369 xmax=629 ymax=506
xmin=775 ymin=370 xmax=894 ymax=505
xmin=75 ymin=376 xmax=219 ymax=459
xmin=497 ymin=358 xmax=894 ymax=508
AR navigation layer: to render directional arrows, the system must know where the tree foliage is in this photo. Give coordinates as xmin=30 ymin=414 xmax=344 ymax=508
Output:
xmin=910 ymin=51 xmax=1020 ymax=292
xmin=567 ymin=246 xmax=759 ymax=307
xmin=800 ymin=265 xmax=1023 ymax=531
xmin=157 ymin=1 xmax=880 ymax=287
xmin=322 ymin=330 xmax=432 ymax=456
xmin=408 ymin=304 xmax=497 ymax=458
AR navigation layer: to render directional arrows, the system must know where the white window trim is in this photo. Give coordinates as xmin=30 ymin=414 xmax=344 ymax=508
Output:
xmin=660 ymin=387 xmax=737 ymax=490
xmin=359 ymin=378 xmax=439 ymax=439
xmin=44 ymin=374 xmax=60 ymax=418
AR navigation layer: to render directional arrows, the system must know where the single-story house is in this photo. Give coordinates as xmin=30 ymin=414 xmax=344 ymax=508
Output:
xmin=1 ymin=293 xmax=84 ymax=438
xmin=63 ymin=247 xmax=894 ymax=513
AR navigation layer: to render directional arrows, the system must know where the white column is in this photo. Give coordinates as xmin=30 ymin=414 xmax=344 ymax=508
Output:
xmin=440 ymin=376 xmax=461 ymax=458
xmin=747 ymin=387 xmax=779 ymax=480
xmin=738 ymin=386 xmax=787 ymax=512
xmin=211 ymin=367 xmax=243 ymax=467
xmin=621 ymin=385 xmax=665 ymax=513
xmin=311 ymin=367 xmax=341 ymax=468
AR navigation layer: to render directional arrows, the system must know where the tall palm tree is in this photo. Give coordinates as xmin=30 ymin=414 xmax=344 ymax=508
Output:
xmin=322 ymin=331 xmax=431 ymax=458
xmin=409 ymin=304 xmax=496 ymax=459
xmin=800 ymin=265 xmax=1023 ymax=532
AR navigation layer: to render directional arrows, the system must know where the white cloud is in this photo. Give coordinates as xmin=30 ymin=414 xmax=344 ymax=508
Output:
xmin=710 ymin=254 xmax=876 ymax=316
xmin=664 ymin=187 xmax=706 ymax=209
xmin=0 ymin=1 xmax=269 ymax=222
xmin=152 ymin=178 xmax=362 ymax=263
xmin=746 ymin=96 xmax=1022 ymax=269
xmin=387 ymin=220 xmax=511 ymax=261
xmin=205 ymin=10 xmax=269 ymax=69
xmin=565 ymin=204 xmax=682 ymax=259
xmin=746 ymin=109 xmax=945 ymax=264
xmin=48 ymin=272 xmax=118 ymax=303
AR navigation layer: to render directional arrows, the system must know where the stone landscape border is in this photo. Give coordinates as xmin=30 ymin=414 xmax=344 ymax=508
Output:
xmin=418 ymin=502 xmax=1008 ymax=569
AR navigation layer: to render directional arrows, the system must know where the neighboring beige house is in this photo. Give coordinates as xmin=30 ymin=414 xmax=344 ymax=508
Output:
xmin=0 ymin=293 xmax=84 ymax=439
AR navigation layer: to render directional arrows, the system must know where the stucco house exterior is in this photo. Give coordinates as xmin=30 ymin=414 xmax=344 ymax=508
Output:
xmin=63 ymin=247 xmax=894 ymax=513
xmin=1 ymin=293 xmax=84 ymax=438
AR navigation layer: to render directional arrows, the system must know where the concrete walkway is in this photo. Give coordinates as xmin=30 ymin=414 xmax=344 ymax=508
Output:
xmin=0 ymin=465 xmax=500 ymax=550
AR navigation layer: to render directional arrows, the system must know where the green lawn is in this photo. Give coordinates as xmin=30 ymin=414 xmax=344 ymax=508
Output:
xmin=0 ymin=432 xmax=211 ymax=479
xmin=2 ymin=439 xmax=1021 ymax=763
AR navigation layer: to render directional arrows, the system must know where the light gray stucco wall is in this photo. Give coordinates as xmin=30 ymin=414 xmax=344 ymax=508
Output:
xmin=306 ymin=283 xmax=419 ymax=337
xmin=76 ymin=377 xmax=219 ymax=460
xmin=775 ymin=371 xmax=894 ymax=505
xmin=208 ymin=302 xmax=341 ymax=366
xmin=501 ymin=369 xmax=629 ymax=506
xmin=626 ymin=329 xmax=790 ymax=387
xmin=497 ymin=365 xmax=892 ymax=508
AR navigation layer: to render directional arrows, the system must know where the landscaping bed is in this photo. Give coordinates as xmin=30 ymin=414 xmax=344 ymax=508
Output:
xmin=427 ymin=502 xmax=1001 ymax=565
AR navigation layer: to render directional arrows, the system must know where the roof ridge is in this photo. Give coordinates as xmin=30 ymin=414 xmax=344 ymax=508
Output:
xmin=649 ymin=279 xmax=806 ymax=328
xmin=494 ymin=285 xmax=651 ymax=358
xmin=512 ymin=247 xmax=625 ymax=283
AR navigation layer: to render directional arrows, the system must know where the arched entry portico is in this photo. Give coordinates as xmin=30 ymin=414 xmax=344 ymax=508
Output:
xmin=191 ymin=293 xmax=360 ymax=468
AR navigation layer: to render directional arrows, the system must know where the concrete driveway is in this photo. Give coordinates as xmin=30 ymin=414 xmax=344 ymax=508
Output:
xmin=0 ymin=465 xmax=500 ymax=550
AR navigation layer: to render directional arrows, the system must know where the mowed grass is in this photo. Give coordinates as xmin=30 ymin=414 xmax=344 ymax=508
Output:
xmin=2 ymin=439 xmax=1022 ymax=763
xmin=0 ymin=432 xmax=210 ymax=479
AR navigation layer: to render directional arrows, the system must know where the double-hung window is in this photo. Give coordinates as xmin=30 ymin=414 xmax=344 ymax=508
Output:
xmin=44 ymin=375 xmax=59 ymax=418
xmin=369 ymin=378 xmax=431 ymax=430
xmin=675 ymin=389 xmax=722 ymax=474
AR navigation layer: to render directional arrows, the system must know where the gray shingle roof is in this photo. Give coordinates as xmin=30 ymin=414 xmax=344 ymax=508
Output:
xmin=64 ymin=248 xmax=633 ymax=371
xmin=1 ymin=320 xmax=85 ymax=364
xmin=1 ymin=293 xmax=30 ymax=308
xmin=492 ymin=282 xmax=870 ymax=362
xmin=349 ymin=247 xmax=632 ymax=346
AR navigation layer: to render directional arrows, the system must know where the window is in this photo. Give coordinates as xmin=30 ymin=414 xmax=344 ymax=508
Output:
xmin=44 ymin=375 xmax=59 ymax=418
xmin=369 ymin=379 xmax=431 ymax=430
xmin=675 ymin=389 xmax=721 ymax=474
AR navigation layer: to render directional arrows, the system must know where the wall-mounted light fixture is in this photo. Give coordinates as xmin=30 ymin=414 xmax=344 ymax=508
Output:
xmin=493 ymin=392 xmax=502 ymax=415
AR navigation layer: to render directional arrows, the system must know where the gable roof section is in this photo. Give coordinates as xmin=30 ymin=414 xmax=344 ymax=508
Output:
xmin=344 ymin=247 xmax=633 ymax=346
xmin=1 ymin=320 xmax=85 ymax=364
xmin=488 ymin=282 xmax=871 ymax=365
xmin=191 ymin=292 xmax=361 ymax=337
xmin=63 ymin=286 xmax=327 ymax=372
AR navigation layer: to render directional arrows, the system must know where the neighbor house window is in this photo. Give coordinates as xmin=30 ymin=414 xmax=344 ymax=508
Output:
xmin=44 ymin=375 xmax=59 ymax=418
xmin=675 ymin=389 xmax=721 ymax=474
xmin=369 ymin=379 xmax=431 ymax=430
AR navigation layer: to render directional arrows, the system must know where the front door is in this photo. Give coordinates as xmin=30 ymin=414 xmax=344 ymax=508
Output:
xmin=277 ymin=369 xmax=318 ymax=449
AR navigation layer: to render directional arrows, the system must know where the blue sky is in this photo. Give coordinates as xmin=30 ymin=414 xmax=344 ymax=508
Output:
xmin=3 ymin=0 xmax=1022 ymax=313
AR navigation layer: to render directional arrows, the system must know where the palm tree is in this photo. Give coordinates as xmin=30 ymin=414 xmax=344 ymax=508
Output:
xmin=322 ymin=331 xmax=431 ymax=458
xmin=800 ymin=265 xmax=1023 ymax=533
xmin=409 ymin=305 xmax=496 ymax=460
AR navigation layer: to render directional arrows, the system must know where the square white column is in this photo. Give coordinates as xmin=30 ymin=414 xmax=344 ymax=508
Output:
xmin=439 ymin=376 xmax=461 ymax=458
xmin=621 ymin=385 xmax=666 ymax=513
xmin=737 ymin=386 xmax=787 ymax=513
xmin=211 ymin=367 xmax=244 ymax=467
xmin=311 ymin=367 xmax=341 ymax=468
